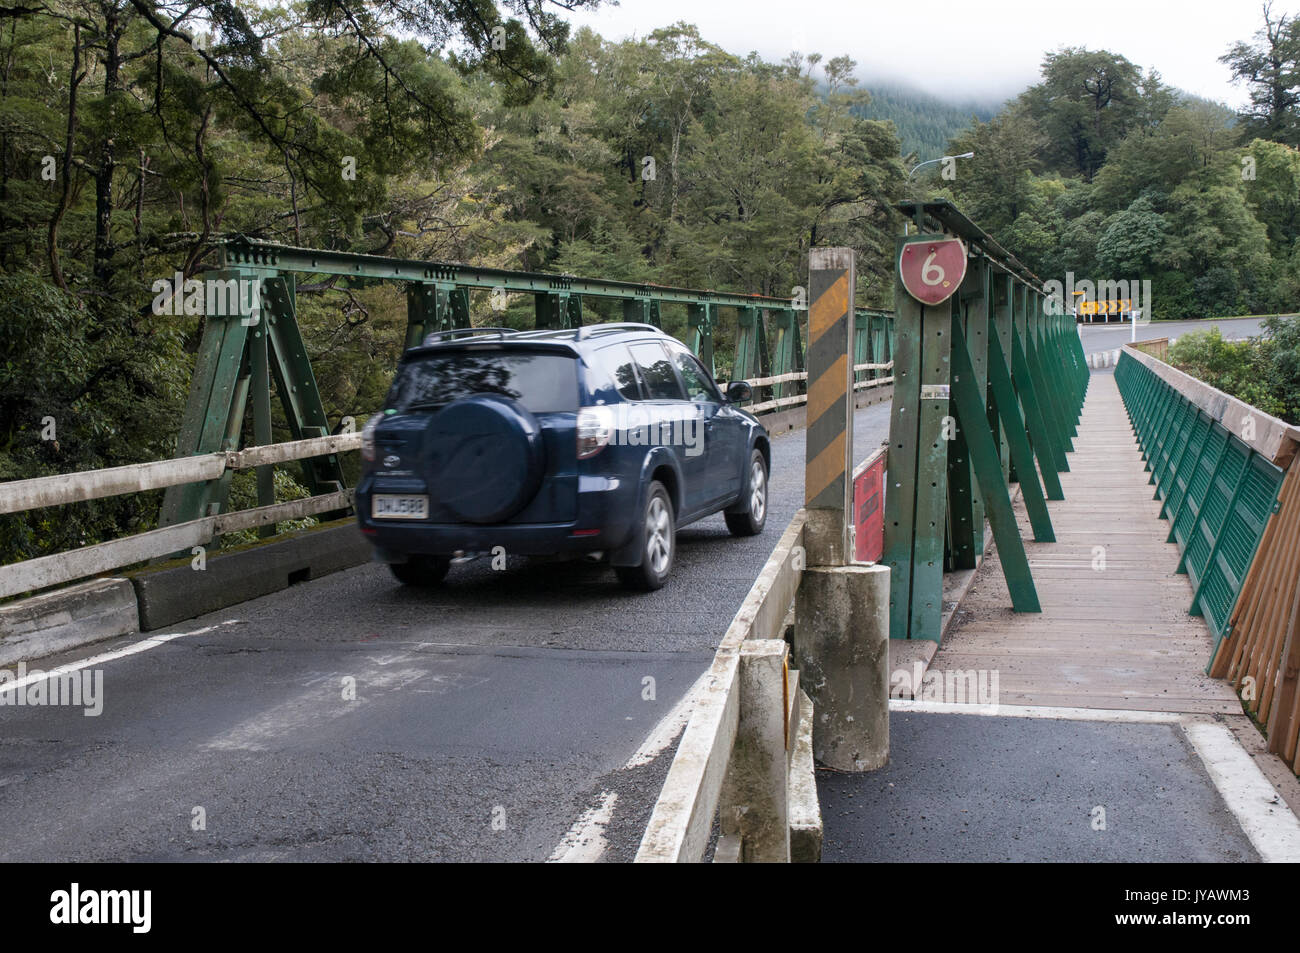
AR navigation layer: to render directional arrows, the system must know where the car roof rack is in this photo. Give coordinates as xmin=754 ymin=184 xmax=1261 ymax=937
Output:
xmin=575 ymin=323 xmax=663 ymax=340
xmin=420 ymin=327 xmax=517 ymax=346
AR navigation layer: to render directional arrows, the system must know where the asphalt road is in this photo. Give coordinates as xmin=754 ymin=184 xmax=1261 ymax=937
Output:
xmin=819 ymin=713 xmax=1259 ymax=862
xmin=0 ymin=403 xmax=892 ymax=862
xmin=1077 ymin=315 xmax=1273 ymax=355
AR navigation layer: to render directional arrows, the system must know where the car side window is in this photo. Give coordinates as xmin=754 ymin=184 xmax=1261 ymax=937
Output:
xmin=671 ymin=348 xmax=721 ymax=403
xmin=629 ymin=342 xmax=686 ymax=400
xmin=594 ymin=344 xmax=642 ymax=401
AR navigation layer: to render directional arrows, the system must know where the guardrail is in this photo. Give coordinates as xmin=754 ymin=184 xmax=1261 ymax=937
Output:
xmin=1115 ymin=344 xmax=1300 ymax=776
xmin=636 ymin=511 xmax=818 ymax=862
xmin=746 ymin=361 xmax=894 ymax=414
xmin=0 ymin=434 xmax=361 ymax=600
xmin=1115 ymin=346 xmax=1291 ymax=652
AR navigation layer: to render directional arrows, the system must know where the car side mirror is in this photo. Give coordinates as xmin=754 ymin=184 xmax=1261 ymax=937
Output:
xmin=725 ymin=380 xmax=752 ymax=403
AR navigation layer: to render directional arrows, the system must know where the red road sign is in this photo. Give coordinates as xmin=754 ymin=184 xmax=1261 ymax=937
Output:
xmin=898 ymin=237 xmax=967 ymax=306
xmin=853 ymin=452 xmax=885 ymax=563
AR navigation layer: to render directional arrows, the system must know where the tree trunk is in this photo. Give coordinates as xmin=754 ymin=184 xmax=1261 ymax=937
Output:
xmin=93 ymin=3 xmax=123 ymax=287
xmin=48 ymin=24 xmax=82 ymax=292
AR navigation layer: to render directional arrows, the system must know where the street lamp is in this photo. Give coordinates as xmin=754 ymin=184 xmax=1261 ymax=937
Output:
xmin=904 ymin=153 xmax=974 ymax=229
xmin=907 ymin=152 xmax=974 ymax=183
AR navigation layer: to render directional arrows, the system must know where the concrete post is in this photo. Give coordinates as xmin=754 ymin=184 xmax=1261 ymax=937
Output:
xmin=793 ymin=563 xmax=890 ymax=771
xmin=795 ymin=247 xmax=891 ymax=772
xmin=718 ymin=639 xmax=790 ymax=862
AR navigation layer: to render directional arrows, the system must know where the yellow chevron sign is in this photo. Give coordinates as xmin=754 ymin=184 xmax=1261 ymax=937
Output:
xmin=1078 ymin=298 xmax=1132 ymax=315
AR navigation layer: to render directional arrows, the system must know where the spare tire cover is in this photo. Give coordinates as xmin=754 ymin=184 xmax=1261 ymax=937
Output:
xmin=425 ymin=394 xmax=545 ymax=524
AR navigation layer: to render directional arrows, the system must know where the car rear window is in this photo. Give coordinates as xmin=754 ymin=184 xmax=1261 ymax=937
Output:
xmin=386 ymin=349 xmax=579 ymax=414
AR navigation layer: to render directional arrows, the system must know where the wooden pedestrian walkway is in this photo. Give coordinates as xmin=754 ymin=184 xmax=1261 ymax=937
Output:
xmin=932 ymin=371 xmax=1241 ymax=714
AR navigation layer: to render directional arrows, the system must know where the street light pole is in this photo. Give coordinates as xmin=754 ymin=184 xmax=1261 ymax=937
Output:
xmin=903 ymin=153 xmax=974 ymax=233
xmin=906 ymin=151 xmax=975 ymax=186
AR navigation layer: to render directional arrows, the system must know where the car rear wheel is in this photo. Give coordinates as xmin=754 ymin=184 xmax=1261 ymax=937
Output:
xmin=725 ymin=450 xmax=768 ymax=537
xmin=390 ymin=555 xmax=451 ymax=587
xmin=615 ymin=481 xmax=675 ymax=591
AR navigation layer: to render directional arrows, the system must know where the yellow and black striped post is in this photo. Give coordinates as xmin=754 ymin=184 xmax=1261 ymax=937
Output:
xmin=804 ymin=247 xmax=856 ymax=566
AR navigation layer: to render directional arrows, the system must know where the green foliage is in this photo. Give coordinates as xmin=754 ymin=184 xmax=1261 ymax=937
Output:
xmin=0 ymin=6 xmax=908 ymax=567
xmin=0 ymin=273 xmax=189 ymax=561
xmin=937 ymin=7 xmax=1300 ymax=321
xmin=1167 ymin=323 xmax=1296 ymax=421
xmin=224 ymin=467 xmax=317 ymax=543
xmin=849 ymin=80 xmax=997 ymax=161
xmin=1220 ymin=6 xmax=1300 ymax=147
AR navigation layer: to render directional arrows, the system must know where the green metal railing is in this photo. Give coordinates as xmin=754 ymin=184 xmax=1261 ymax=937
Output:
xmin=1115 ymin=349 xmax=1285 ymax=656
xmin=883 ymin=200 xmax=1089 ymax=642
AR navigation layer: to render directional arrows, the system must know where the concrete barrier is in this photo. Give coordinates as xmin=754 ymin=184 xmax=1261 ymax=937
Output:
xmin=793 ymin=563 xmax=891 ymax=771
xmin=128 ymin=519 xmax=371 ymax=631
xmin=0 ymin=577 xmax=138 ymax=666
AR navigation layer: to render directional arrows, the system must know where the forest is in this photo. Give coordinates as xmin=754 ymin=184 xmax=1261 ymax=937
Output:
xmin=0 ymin=0 xmax=1298 ymax=559
xmin=929 ymin=10 xmax=1300 ymax=321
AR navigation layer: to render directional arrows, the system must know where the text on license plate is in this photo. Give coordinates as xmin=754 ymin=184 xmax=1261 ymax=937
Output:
xmin=372 ymin=495 xmax=429 ymax=519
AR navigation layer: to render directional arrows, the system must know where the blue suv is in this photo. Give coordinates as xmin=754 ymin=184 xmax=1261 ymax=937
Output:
xmin=356 ymin=324 xmax=771 ymax=590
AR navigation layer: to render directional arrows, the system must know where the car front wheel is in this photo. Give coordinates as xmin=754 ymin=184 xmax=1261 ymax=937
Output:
xmin=725 ymin=450 xmax=768 ymax=537
xmin=615 ymin=481 xmax=675 ymax=591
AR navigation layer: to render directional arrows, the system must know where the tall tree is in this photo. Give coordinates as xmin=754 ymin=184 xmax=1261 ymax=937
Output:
xmin=1019 ymin=47 xmax=1143 ymax=180
xmin=1221 ymin=1 xmax=1300 ymax=146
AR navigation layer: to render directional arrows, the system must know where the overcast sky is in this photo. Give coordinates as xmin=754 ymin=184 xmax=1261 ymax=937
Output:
xmin=566 ymin=0 xmax=1285 ymax=108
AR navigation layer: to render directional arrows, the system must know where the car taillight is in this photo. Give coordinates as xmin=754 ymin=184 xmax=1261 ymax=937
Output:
xmin=576 ymin=406 xmax=615 ymax=459
xmin=361 ymin=413 xmax=380 ymax=462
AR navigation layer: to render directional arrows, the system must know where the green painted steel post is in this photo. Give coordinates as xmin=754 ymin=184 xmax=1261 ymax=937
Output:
xmin=687 ymin=302 xmax=716 ymax=376
xmin=770 ymin=309 xmax=804 ymax=400
xmin=535 ymin=292 xmax=566 ymax=329
xmin=853 ymin=311 xmax=869 ymax=386
xmin=986 ymin=333 xmax=1055 ymax=542
xmin=734 ymin=306 xmax=767 ymax=384
xmin=882 ymin=232 xmax=952 ymax=642
xmin=991 ymin=274 xmax=1012 ymax=482
xmin=158 ymin=266 xmax=261 ymax=528
xmin=946 ymin=260 xmax=987 ymax=570
xmin=405 ymin=284 xmax=436 ymax=349
xmin=882 ymin=242 xmax=924 ymax=640
xmin=965 ymin=264 xmax=990 ymax=551
xmin=250 ymin=296 xmax=275 ymax=538
xmin=564 ymin=294 xmax=584 ymax=329
xmin=261 ymin=276 xmax=348 ymax=511
xmin=951 ymin=319 xmax=1040 ymax=611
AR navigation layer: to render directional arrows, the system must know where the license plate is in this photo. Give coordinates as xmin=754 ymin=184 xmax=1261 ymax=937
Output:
xmin=372 ymin=495 xmax=429 ymax=520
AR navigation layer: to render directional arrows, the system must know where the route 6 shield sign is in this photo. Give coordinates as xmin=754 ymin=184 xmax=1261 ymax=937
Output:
xmin=899 ymin=237 xmax=967 ymax=306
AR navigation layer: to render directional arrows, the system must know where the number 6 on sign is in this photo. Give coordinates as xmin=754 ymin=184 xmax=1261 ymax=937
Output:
xmin=921 ymin=252 xmax=945 ymax=286
xmin=899 ymin=237 xmax=967 ymax=306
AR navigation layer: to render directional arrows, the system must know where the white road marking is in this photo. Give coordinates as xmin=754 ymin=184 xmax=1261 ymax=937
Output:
xmin=0 ymin=620 xmax=242 ymax=696
xmin=548 ymin=790 xmax=618 ymax=863
xmin=889 ymin=698 xmax=1183 ymax=723
xmin=548 ymin=673 xmax=709 ymax=862
xmin=625 ymin=672 xmax=708 ymax=769
xmin=1182 ymin=722 xmax=1300 ymax=863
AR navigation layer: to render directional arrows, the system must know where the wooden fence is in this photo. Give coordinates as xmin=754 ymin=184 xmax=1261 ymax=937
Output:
xmin=1211 ymin=460 xmax=1300 ymax=774
xmin=0 ymin=433 xmax=362 ymax=600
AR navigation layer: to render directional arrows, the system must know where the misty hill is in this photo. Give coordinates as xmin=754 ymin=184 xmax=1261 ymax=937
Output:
xmin=852 ymin=80 xmax=1003 ymax=160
